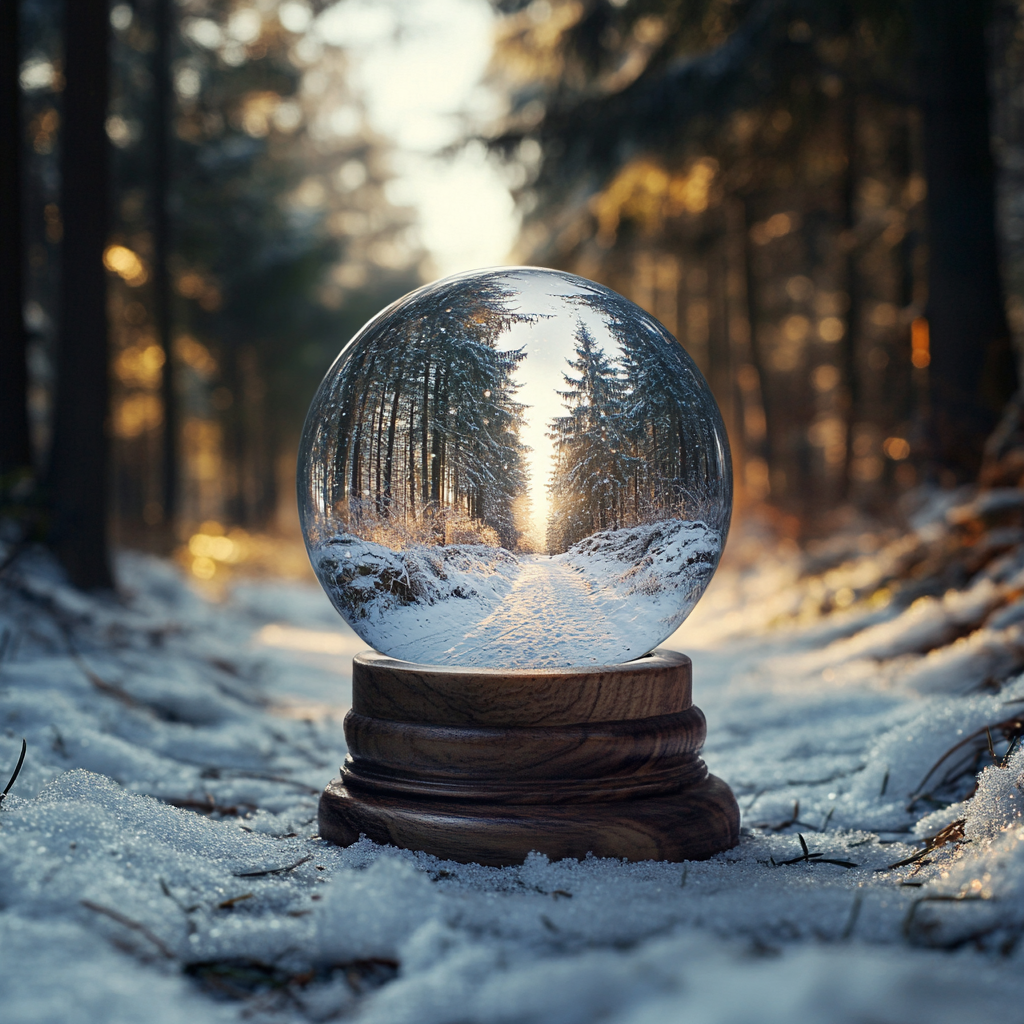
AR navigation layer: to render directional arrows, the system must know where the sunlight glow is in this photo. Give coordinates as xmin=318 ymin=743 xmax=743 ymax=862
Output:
xmin=317 ymin=0 xmax=519 ymax=276
xmin=257 ymin=623 xmax=365 ymax=656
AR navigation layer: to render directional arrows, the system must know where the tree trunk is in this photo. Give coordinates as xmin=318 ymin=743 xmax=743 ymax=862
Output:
xmin=430 ymin=366 xmax=446 ymax=506
xmin=913 ymin=0 xmax=1018 ymax=480
xmin=407 ymin=394 xmax=416 ymax=517
xmin=741 ymin=199 xmax=775 ymax=484
xmin=48 ymin=0 xmax=114 ymax=589
xmin=350 ymin=421 xmax=362 ymax=501
xmin=0 ymin=0 xmax=33 ymax=498
xmin=839 ymin=90 xmax=865 ymax=501
xmin=222 ymin=346 xmax=245 ymax=526
xmin=153 ymin=0 xmax=178 ymax=531
xmin=382 ymin=378 xmax=402 ymax=514
xmin=421 ymin=354 xmax=431 ymax=506
xmin=373 ymin=383 xmax=386 ymax=513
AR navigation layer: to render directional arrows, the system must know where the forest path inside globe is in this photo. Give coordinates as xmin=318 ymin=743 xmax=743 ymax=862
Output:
xmin=433 ymin=553 xmax=641 ymax=666
xmin=315 ymin=518 xmax=721 ymax=669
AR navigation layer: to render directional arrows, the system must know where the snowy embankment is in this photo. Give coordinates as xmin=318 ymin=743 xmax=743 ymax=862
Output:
xmin=313 ymin=534 xmax=519 ymax=663
xmin=563 ymin=518 xmax=721 ymax=628
xmin=3 ymin=491 xmax=1024 ymax=1020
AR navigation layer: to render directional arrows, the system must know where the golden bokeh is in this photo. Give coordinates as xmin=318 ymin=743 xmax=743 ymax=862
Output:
xmin=103 ymin=244 xmax=148 ymax=286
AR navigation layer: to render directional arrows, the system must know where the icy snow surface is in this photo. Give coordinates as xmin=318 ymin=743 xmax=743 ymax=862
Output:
xmin=313 ymin=520 xmax=720 ymax=668
xmin=4 ymin=520 xmax=1024 ymax=1021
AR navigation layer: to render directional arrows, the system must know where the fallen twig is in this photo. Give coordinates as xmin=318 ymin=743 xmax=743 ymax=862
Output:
xmin=218 ymin=893 xmax=254 ymax=909
xmin=903 ymin=893 xmax=987 ymax=940
xmin=880 ymin=819 xmax=966 ymax=871
xmin=841 ymin=891 xmax=863 ymax=940
xmin=80 ymin=899 xmax=175 ymax=958
xmin=910 ymin=717 xmax=1024 ymax=807
xmin=159 ymin=878 xmax=200 ymax=915
xmin=753 ymin=800 xmax=824 ymax=833
xmin=198 ymin=767 xmax=320 ymax=794
xmin=234 ymin=854 xmax=313 ymax=878
xmin=0 ymin=738 xmax=27 ymax=807
xmin=164 ymin=796 xmax=257 ymax=817
xmin=770 ymin=833 xmax=859 ymax=869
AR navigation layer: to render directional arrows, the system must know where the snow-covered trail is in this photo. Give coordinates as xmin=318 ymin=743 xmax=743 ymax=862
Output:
xmin=441 ymin=554 xmax=645 ymax=666
xmin=363 ymin=551 xmax=658 ymax=668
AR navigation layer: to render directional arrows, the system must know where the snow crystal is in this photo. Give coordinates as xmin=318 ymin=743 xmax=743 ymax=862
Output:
xmin=317 ymin=856 xmax=443 ymax=961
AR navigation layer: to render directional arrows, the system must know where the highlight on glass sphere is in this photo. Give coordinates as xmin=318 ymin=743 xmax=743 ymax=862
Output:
xmin=298 ymin=267 xmax=732 ymax=669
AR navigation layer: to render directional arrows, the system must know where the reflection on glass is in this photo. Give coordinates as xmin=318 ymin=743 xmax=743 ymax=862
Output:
xmin=299 ymin=267 xmax=732 ymax=668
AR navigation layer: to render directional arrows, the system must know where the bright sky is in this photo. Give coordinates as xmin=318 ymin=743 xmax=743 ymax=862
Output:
xmin=500 ymin=275 xmax=585 ymax=547
xmin=314 ymin=0 xmax=520 ymax=277
xmin=492 ymin=272 xmax=623 ymax=548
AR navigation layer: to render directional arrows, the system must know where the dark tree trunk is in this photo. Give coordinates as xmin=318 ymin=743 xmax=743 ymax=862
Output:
xmin=741 ymin=198 xmax=774 ymax=479
xmin=840 ymin=90 xmax=864 ymax=500
xmin=0 ymin=0 xmax=33 ymax=496
xmin=373 ymin=384 xmax=386 ymax=512
xmin=407 ymin=395 xmax=416 ymax=516
xmin=48 ymin=0 xmax=114 ymax=589
xmin=350 ymin=423 xmax=362 ymax=500
xmin=153 ymin=0 xmax=178 ymax=530
xmin=223 ymin=346 xmax=245 ymax=525
xmin=430 ymin=366 xmax=448 ymax=508
xmin=913 ymin=0 xmax=1018 ymax=480
xmin=421 ymin=355 xmax=431 ymax=506
xmin=382 ymin=380 xmax=402 ymax=513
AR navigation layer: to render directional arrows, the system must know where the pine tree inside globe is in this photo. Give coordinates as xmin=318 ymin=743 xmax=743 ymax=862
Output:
xmin=299 ymin=266 xmax=732 ymax=670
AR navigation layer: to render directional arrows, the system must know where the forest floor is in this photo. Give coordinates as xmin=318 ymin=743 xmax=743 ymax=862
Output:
xmin=4 ymin=490 xmax=1024 ymax=1022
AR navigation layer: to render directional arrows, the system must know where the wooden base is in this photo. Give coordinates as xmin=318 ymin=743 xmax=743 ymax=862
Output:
xmin=318 ymin=649 xmax=739 ymax=865
xmin=320 ymin=772 xmax=738 ymax=866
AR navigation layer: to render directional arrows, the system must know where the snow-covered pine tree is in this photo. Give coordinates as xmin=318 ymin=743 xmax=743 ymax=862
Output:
xmin=596 ymin=292 xmax=728 ymax=528
xmin=547 ymin=323 xmax=636 ymax=551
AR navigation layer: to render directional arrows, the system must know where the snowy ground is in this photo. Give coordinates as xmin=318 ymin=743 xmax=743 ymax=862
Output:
xmin=5 ymin=494 xmax=1024 ymax=1021
xmin=314 ymin=519 xmax=720 ymax=667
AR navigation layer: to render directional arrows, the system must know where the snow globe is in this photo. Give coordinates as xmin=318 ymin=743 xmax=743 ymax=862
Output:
xmin=300 ymin=268 xmax=739 ymax=864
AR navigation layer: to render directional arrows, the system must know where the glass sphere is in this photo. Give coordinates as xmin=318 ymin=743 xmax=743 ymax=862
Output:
xmin=299 ymin=267 xmax=731 ymax=669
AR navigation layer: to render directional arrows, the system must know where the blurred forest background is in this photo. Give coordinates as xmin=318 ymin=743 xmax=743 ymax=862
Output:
xmin=2 ymin=0 xmax=1024 ymax=590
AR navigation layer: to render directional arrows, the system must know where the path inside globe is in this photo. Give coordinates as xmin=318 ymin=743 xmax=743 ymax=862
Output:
xmin=313 ymin=518 xmax=721 ymax=667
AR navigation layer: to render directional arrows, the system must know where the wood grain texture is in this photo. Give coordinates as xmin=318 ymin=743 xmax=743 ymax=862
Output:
xmin=319 ymin=773 xmax=740 ymax=865
xmin=318 ymin=650 xmax=739 ymax=864
xmin=342 ymin=707 xmax=707 ymax=803
xmin=351 ymin=649 xmax=691 ymax=727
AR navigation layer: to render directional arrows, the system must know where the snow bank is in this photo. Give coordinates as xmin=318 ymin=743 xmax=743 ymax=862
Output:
xmin=311 ymin=534 xmax=519 ymax=661
xmin=565 ymin=519 xmax=720 ymax=594
xmin=314 ymin=534 xmax=520 ymax=621
xmin=563 ymin=519 xmax=721 ymax=626
xmin=311 ymin=524 xmax=722 ymax=668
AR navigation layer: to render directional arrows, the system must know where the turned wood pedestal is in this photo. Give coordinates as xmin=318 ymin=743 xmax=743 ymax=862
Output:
xmin=318 ymin=649 xmax=739 ymax=866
